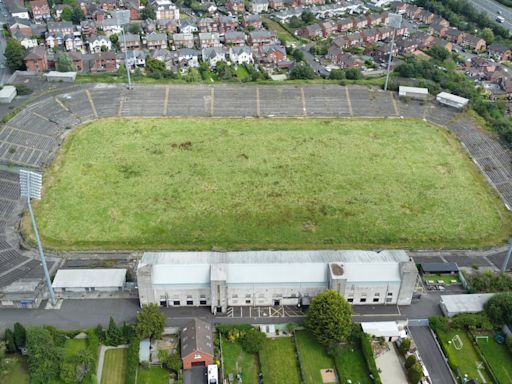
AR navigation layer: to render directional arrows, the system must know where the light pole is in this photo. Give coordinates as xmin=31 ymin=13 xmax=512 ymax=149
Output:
xmin=20 ymin=170 xmax=56 ymax=306
xmin=121 ymin=27 xmax=133 ymax=90
xmin=384 ymin=13 xmax=402 ymax=92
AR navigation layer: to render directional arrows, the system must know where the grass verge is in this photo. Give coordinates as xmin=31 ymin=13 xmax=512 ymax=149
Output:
xmin=26 ymin=118 xmax=512 ymax=251
xmin=333 ymin=343 xmax=372 ymax=384
xmin=295 ymin=331 xmax=335 ymax=384
xmin=259 ymin=337 xmax=301 ymax=384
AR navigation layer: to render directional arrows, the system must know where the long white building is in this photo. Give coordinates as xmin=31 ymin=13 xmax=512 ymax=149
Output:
xmin=137 ymin=250 xmax=417 ymax=314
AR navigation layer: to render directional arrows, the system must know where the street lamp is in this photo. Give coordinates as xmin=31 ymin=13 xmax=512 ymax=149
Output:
xmin=384 ymin=13 xmax=402 ymax=92
xmin=121 ymin=27 xmax=133 ymax=90
xmin=20 ymin=169 xmax=56 ymax=306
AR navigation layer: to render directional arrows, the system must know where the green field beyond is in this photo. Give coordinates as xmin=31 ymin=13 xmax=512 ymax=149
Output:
xmin=30 ymin=118 xmax=511 ymax=250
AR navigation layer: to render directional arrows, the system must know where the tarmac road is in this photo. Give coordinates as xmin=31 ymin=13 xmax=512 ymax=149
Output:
xmin=466 ymin=0 xmax=512 ymax=32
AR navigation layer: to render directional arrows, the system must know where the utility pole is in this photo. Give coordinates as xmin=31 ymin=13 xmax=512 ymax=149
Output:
xmin=384 ymin=13 xmax=402 ymax=92
xmin=20 ymin=170 xmax=56 ymax=306
xmin=122 ymin=27 xmax=132 ymax=90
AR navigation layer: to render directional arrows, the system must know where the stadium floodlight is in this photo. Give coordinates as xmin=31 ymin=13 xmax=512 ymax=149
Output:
xmin=384 ymin=13 xmax=402 ymax=92
xmin=20 ymin=170 xmax=56 ymax=306
xmin=121 ymin=27 xmax=133 ymax=90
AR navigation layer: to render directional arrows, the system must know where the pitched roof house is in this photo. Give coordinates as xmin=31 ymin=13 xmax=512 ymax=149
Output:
xmin=181 ymin=319 xmax=214 ymax=369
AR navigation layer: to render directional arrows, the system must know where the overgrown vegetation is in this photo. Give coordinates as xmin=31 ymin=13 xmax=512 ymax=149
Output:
xmin=28 ymin=118 xmax=512 ymax=250
xmin=465 ymin=270 xmax=512 ymax=293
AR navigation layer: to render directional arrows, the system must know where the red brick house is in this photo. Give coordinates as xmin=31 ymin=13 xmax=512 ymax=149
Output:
xmin=69 ymin=51 xmax=84 ymax=72
xmin=90 ymin=51 xmax=116 ymax=72
xmin=445 ymin=28 xmax=464 ymax=44
xmin=24 ymin=46 xmax=48 ymax=72
xmin=299 ymin=24 xmax=322 ymax=39
xmin=226 ymin=0 xmax=245 ymax=13
xmin=30 ymin=0 xmax=50 ymax=20
xmin=9 ymin=22 xmax=32 ymax=38
xmin=337 ymin=18 xmax=352 ymax=32
xmin=352 ymin=15 xmax=368 ymax=29
xmin=243 ymin=14 xmax=262 ymax=29
xmin=488 ymin=43 xmax=512 ymax=61
xmin=464 ymin=34 xmax=486 ymax=51
xmin=181 ymin=319 xmax=214 ymax=369
xmin=319 ymin=21 xmax=334 ymax=38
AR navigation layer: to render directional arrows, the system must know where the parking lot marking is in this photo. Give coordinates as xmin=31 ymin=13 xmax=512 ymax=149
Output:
xmin=210 ymin=87 xmax=215 ymax=117
xmin=300 ymin=87 xmax=307 ymax=116
xmin=163 ymin=86 xmax=169 ymax=116
xmin=391 ymin=94 xmax=399 ymax=116
xmin=6 ymin=124 xmax=55 ymax=139
xmin=118 ymin=98 xmax=124 ymax=117
xmin=54 ymin=97 xmax=70 ymax=112
xmin=85 ymin=90 xmax=98 ymax=118
xmin=32 ymin=112 xmax=51 ymax=122
xmin=345 ymin=87 xmax=353 ymax=115
xmin=256 ymin=87 xmax=261 ymax=117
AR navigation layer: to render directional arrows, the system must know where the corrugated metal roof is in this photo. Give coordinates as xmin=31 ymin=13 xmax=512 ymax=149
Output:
xmin=436 ymin=92 xmax=469 ymax=105
xmin=440 ymin=293 xmax=495 ymax=314
xmin=399 ymin=86 xmax=428 ymax=95
xmin=361 ymin=322 xmax=400 ymax=337
xmin=152 ymin=264 xmax=210 ymax=285
xmin=52 ymin=269 xmax=126 ymax=288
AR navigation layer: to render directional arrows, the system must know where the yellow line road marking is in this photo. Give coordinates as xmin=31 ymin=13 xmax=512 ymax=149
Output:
xmin=256 ymin=87 xmax=261 ymax=117
xmin=345 ymin=87 xmax=353 ymax=115
xmin=54 ymin=97 xmax=70 ymax=112
xmin=163 ymin=86 xmax=169 ymax=115
xmin=300 ymin=87 xmax=307 ymax=116
xmin=85 ymin=90 xmax=98 ymax=118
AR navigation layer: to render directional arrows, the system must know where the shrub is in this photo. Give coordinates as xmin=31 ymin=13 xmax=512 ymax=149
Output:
xmin=4 ymin=329 xmax=16 ymax=353
xmin=239 ymin=328 xmax=266 ymax=354
xmin=407 ymin=362 xmax=423 ymax=384
xmin=126 ymin=337 xmax=140 ymax=384
xmin=506 ymin=336 xmax=512 ymax=354
xmin=405 ymin=354 xmax=417 ymax=369
xmin=361 ymin=334 xmax=382 ymax=384
xmin=429 ymin=316 xmax=449 ymax=332
xmin=13 ymin=83 xmax=33 ymax=95
xmin=13 ymin=322 xmax=26 ymax=349
xmin=398 ymin=338 xmax=411 ymax=356
xmin=484 ymin=292 xmax=512 ymax=326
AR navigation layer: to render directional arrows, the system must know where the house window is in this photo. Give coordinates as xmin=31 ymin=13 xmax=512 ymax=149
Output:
xmin=347 ymin=298 xmax=353 ymax=303
xmin=360 ymin=298 xmax=367 ymax=303
xmin=374 ymin=293 xmax=380 ymax=297
xmin=373 ymin=298 xmax=379 ymax=303
xmin=173 ymin=300 xmax=180 ymax=306
xmin=199 ymin=299 xmax=207 ymax=305
xmin=245 ymin=299 xmax=251 ymax=304
xmin=386 ymin=298 xmax=393 ymax=303
xmin=186 ymin=300 xmax=194 ymax=305
xmin=387 ymin=292 xmax=393 ymax=296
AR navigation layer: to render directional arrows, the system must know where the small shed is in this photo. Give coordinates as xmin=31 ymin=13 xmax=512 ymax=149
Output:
xmin=139 ymin=338 xmax=150 ymax=363
xmin=181 ymin=318 xmax=214 ymax=369
xmin=0 ymin=86 xmax=17 ymax=104
xmin=361 ymin=321 xmax=405 ymax=342
xmin=398 ymin=86 xmax=428 ymax=99
xmin=419 ymin=262 xmax=459 ymax=275
xmin=436 ymin=92 xmax=469 ymax=109
xmin=45 ymin=71 xmax=77 ymax=82
xmin=440 ymin=293 xmax=494 ymax=317
xmin=52 ymin=269 xmax=126 ymax=293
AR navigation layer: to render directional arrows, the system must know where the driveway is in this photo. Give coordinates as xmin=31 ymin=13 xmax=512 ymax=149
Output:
xmin=375 ymin=343 xmax=408 ymax=384
xmin=409 ymin=326 xmax=455 ymax=384
xmin=183 ymin=366 xmax=207 ymax=384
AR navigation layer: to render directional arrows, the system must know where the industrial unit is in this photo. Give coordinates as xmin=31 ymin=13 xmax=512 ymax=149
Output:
xmin=137 ymin=250 xmax=418 ymax=314
xmin=436 ymin=92 xmax=469 ymax=109
xmin=52 ymin=268 xmax=127 ymax=294
xmin=398 ymin=86 xmax=429 ymax=100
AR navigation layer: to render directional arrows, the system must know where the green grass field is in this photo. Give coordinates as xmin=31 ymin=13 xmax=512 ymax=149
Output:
xmin=27 ymin=118 xmax=512 ymax=250
xmin=63 ymin=338 xmax=87 ymax=358
xmin=259 ymin=337 xmax=301 ymax=384
xmin=333 ymin=343 xmax=372 ymax=384
xmin=222 ymin=339 xmax=259 ymax=384
xmin=136 ymin=366 xmax=169 ymax=384
xmin=476 ymin=334 xmax=512 ymax=383
xmin=0 ymin=355 xmax=29 ymax=384
xmin=436 ymin=330 xmax=492 ymax=383
xmin=295 ymin=331 xmax=335 ymax=384
xmin=101 ymin=348 xmax=127 ymax=384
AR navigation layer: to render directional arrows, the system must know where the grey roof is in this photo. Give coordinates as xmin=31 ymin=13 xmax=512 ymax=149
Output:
xmin=181 ymin=318 xmax=214 ymax=358
xmin=124 ymin=33 xmax=140 ymax=43
xmin=199 ymin=32 xmax=220 ymax=40
xmin=231 ymin=46 xmax=252 ymax=55
xmin=178 ymin=47 xmax=199 ymax=57
xmin=202 ymin=47 xmax=225 ymax=59
xmin=250 ymin=29 xmax=274 ymax=39
xmin=441 ymin=293 xmax=495 ymax=315
xmin=139 ymin=338 xmax=150 ymax=362
xmin=47 ymin=21 xmax=73 ymax=30
xmin=420 ymin=262 xmax=458 ymax=273
xmin=142 ymin=250 xmax=409 ymax=265
xmin=225 ymin=31 xmax=245 ymax=39
xmin=52 ymin=269 xmax=126 ymax=288
xmin=146 ymin=32 xmax=167 ymax=41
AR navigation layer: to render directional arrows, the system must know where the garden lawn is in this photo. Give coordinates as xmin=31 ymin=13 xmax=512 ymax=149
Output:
xmin=101 ymin=348 xmax=128 ymax=384
xmin=436 ymin=329 xmax=492 ymax=383
xmin=295 ymin=331 xmax=335 ymax=384
xmin=259 ymin=337 xmax=301 ymax=384
xmin=64 ymin=338 xmax=87 ymax=358
xmin=136 ymin=366 xmax=169 ymax=384
xmin=0 ymin=354 xmax=29 ymax=384
xmin=333 ymin=343 xmax=372 ymax=384
xmin=28 ymin=118 xmax=512 ymax=250
xmin=476 ymin=334 xmax=512 ymax=383
xmin=222 ymin=339 xmax=259 ymax=384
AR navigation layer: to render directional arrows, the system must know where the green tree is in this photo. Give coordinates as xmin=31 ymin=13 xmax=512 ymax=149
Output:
xmin=345 ymin=67 xmax=362 ymax=80
xmin=301 ymin=11 xmax=315 ymax=24
xmin=184 ymin=67 xmax=201 ymax=82
xmin=145 ymin=56 xmax=167 ymax=79
xmin=4 ymin=329 xmax=16 ymax=353
xmin=481 ymin=27 xmax=494 ymax=44
xmin=95 ymin=324 xmax=106 ymax=342
xmin=427 ymin=44 xmax=450 ymax=62
xmin=398 ymin=338 xmax=411 ymax=356
xmin=56 ymin=53 xmax=75 ymax=72
xmin=158 ymin=349 xmax=182 ymax=374
xmin=305 ymin=290 xmax=352 ymax=350
xmin=13 ymin=322 xmax=26 ymax=350
xmin=405 ymin=354 xmax=417 ymax=369
xmin=110 ymin=33 xmax=119 ymax=49
xmin=484 ymin=292 xmax=512 ymax=325
xmin=407 ymin=362 xmax=423 ymax=384
xmin=289 ymin=62 xmax=316 ymax=80
xmin=0 ymin=341 xmax=6 ymax=372
xmin=26 ymin=327 xmax=63 ymax=384
xmin=60 ymin=6 xmax=73 ymax=21
xmin=135 ymin=304 xmax=166 ymax=339
xmin=292 ymin=49 xmax=304 ymax=62
xmin=4 ymin=38 xmax=26 ymax=71
xmin=239 ymin=328 xmax=266 ymax=354
xmin=289 ymin=16 xmax=304 ymax=28
xmin=329 ymin=69 xmax=345 ymax=80
xmin=141 ymin=5 xmax=156 ymax=20
xmin=60 ymin=349 xmax=94 ymax=384
xmin=128 ymin=23 xmax=141 ymax=34
xmin=106 ymin=317 xmax=123 ymax=346
xmin=71 ymin=6 xmax=85 ymax=24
